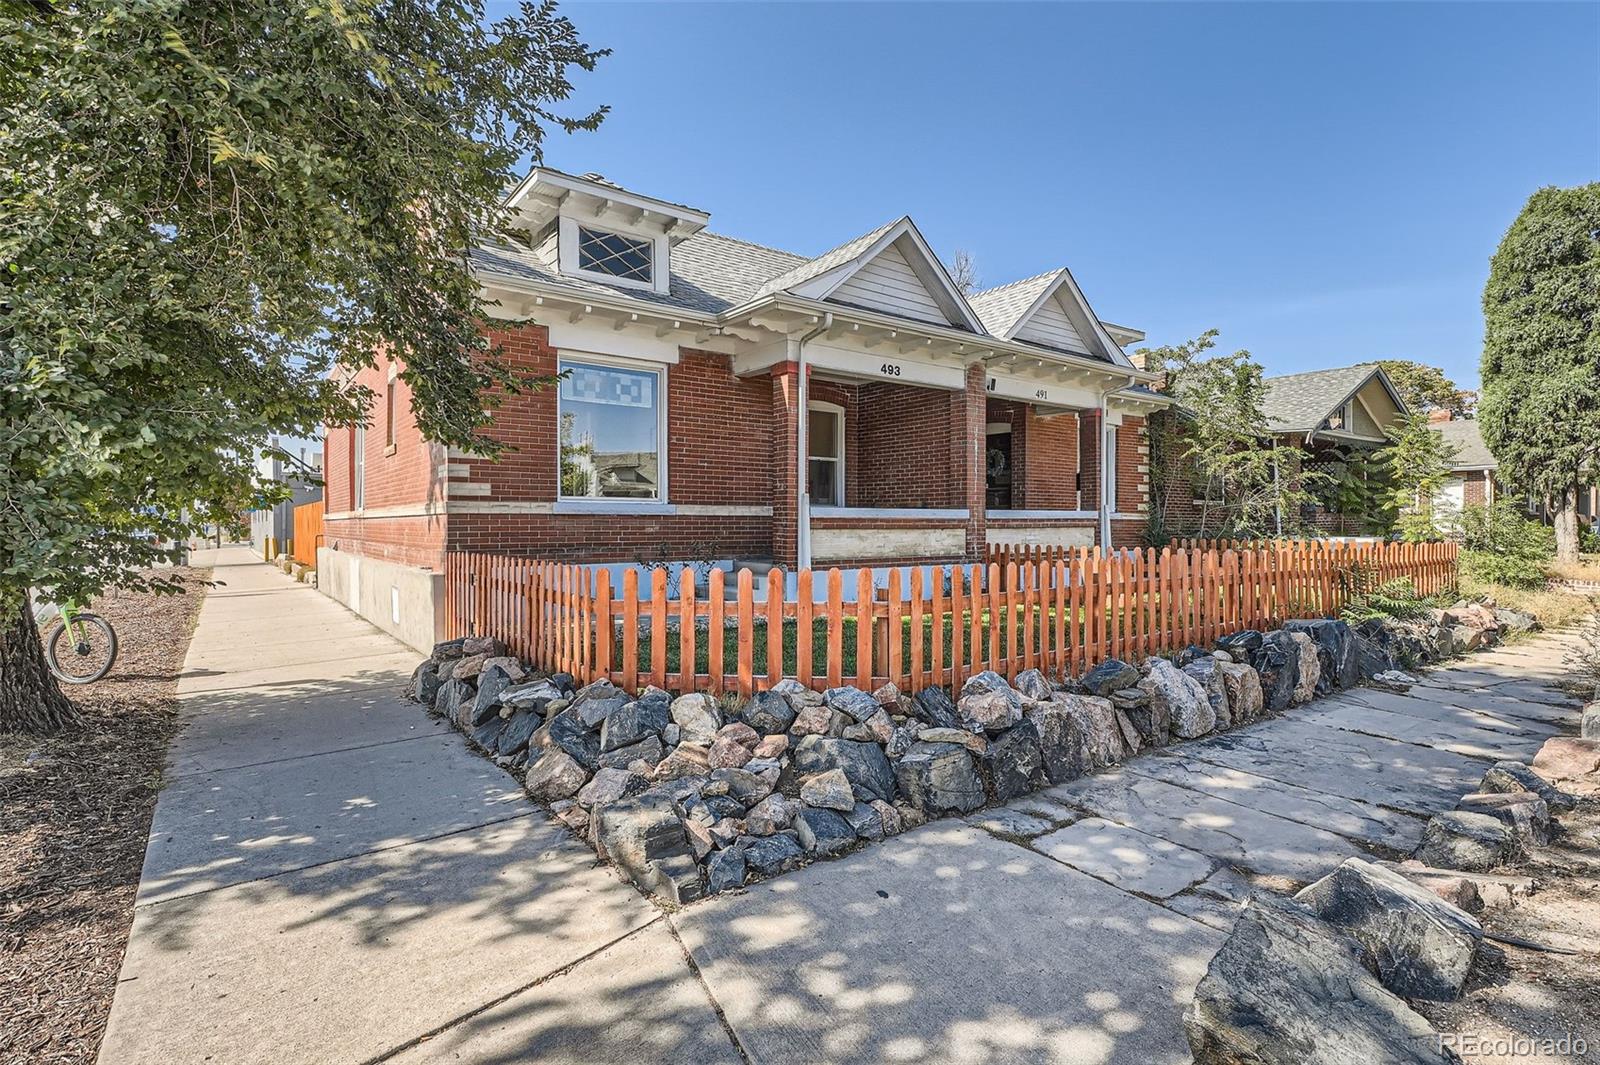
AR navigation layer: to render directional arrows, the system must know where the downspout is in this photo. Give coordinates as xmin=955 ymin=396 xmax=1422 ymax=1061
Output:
xmin=795 ymin=312 xmax=833 ymax=570
xmin=1097 ymin=374 xmax=1139 ymax=551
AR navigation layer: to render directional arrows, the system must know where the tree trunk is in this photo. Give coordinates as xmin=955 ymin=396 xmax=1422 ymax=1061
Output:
xmin=0 ymin=591 xmax=79 ymax=734
xmin=1554 ymin=485 xmax=1581 ymax=564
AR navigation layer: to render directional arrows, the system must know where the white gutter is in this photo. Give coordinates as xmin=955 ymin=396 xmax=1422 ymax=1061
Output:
xmin=795 ymin=312 xmax=833 ymax=569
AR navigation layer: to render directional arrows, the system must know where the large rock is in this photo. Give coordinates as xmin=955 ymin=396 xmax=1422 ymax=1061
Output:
xmin=741 ymin=832 xmax=805 ymax=878
xmin=1012 ymin=668 xmax=1054 ymax=702
xmin=744 ymin=793 xmax=797 ymax=836
xmin=1283 ymin=618 xmax=1359 ymax=694
xmin=1027 ymin=695 xmax=1120 ymax=784
xmin=432 ymin=677 xmax=473 ymax=722
xmin=957 ymin=685 xmax=1023 ymax=735
xmin=576 ymin=767 xmax=644 ymax=810
xmin=1082 ymin=658 xmax=1139 ymax=697
xmin=1584 ymin=704 xmax=1600 ymax=741
xmin=570 ymin=679 xmax=629 ymax=729
xmin=495 ymin=709 xmax=542 ymax=757
xmin=1479 ymin=759 xmax=1575 ymax=813
xmin=1140 ymin=658 xmax=1215 ymax=739
xmin=531 ymin=711 xmax=601 ymax=770
xmin=408 ymin=660 xmax=442 ymax=706
xmin=740 ymin=690 xmax=797 ymax=735
xmin=653 ymin=742 xmax=710 ymax=781
xmin=430 ymin=637 xmax=468 ymax=662
xmin=1295 ymin=857 xmax=1482 ymax=1001
xmin=980 ymin=720 xmax=1047 ymax=802
xmin=669 ymin=692 xmax=722 ymax=745
xmin=1287 ymin=632 xmax=1320 ymax=704
xmin=1250 ymin=631 xmax=1301 ymax=713
xmin=525 ymin=747 xmax=588 ymax=802
xmin=793 ymin=806 xmax=856 ymax=856
xmin=596 ymin=734 xmax=665 ymax=771
xmin=707 ymin=766 xmax=773 ymax=806
xmin=465 ymin=665 xmax=516 ymax=726
xmin=1182 ymin=658 xmax=1232 ymax=731
xmin=1184 ymin=894 xmax=1457 ymax=1065
xmin=705 ymin=846 xmax=747 ymax=894
xmin=910 ymin=687 xmax=961 ymax=730
xmin=1415 ymin=811 xmax=1517 ymax=872
xmin=791 ymin=736 xmax=896 ymax=803
xmin=1215 ymin=630 xmax=1264 ymax=659
xmin=1351 ymin=633 xmax=1393 ymax=682
xmin=593 ymin=794 xmax=703 ymax=904
xmin=894 ymin=741 xmax=984 ymax=815
xmin=500 ymin=677 xmax=563 ymax=713
xmin=1217 ymin=662 xmax=1264 ymax=724
xmin=823 ymin=686 xmax=880 ymax=723
xmin=1531 ymin=737 xmax=1600 ymax=786
xmin=799 ymin=767 xmax=856 ymax=812
xmin=599 ymin=697 xmax=670 ymax=752
xmin=1456 ymin=792 xmax=1549 ymax=847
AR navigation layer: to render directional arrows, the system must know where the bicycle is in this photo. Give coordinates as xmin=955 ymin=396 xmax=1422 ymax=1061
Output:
xmin=37 ymin=598 xmax=119 ymax=684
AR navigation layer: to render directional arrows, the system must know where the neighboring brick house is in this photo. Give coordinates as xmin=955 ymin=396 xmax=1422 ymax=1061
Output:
xmin=319 ymin=168 xmax=1168 ymax=649
xmin=1430 ymin=414 xmax=1499 ymax=516
xmin=1149 ymin=363 xmax=1409 ymax=539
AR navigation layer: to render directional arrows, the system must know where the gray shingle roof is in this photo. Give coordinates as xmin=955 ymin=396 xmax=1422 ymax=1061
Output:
xmin=752 ymin=218 xmax=904 ymax=298
xmin=967 ymin=269 xmax=1062 ymax=337
xmin=1261 ymin=365 xmax=1387 ymax=432
xmin=1433 ymin=418 xmax=1496 ymax=469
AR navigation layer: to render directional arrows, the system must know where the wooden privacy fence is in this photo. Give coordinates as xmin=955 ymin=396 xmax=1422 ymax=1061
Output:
xmin=446 ymin=539 xmax=1458 ymax=699
xmin=291 ymin=501 xmax=324 ymax=568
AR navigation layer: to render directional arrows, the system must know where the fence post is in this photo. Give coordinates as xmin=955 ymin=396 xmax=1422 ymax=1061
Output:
xmin=796 ymin=569 xmax=814 ymax=690
xmin=679 ymin=568 xmax=697 ymax=692
xmin=766 ymin=568 xmax=784 ymax=689
xmin=708 ymin=568 xmax=726 ymax=695
xmin=826 ymin=569 xmax=843 ymax=690
xmin=622 ymin=568 xmax=639 ymax=693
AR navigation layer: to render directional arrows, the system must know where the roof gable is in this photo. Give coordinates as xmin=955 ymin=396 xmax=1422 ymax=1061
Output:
xmin=1262 ymin=365 xmax=1410 ymax=435
xmin=968 ymin=268 xmax=1134 ymax=368
xmin=758 ymin=217 xmax=984 ymax=332
xmin=1433 ymin=418 xmax=1495 ymax=469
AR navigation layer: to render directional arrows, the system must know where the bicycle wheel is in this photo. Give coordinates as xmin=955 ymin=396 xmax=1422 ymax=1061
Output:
xmin=46 ymin=613 xmax=119 ymax=684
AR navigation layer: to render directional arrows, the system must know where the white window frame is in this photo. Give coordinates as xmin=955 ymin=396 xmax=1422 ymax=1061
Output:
xmin=557 ymin=215 xmax=669 ymax=294
xmin=1104 ymin=423 xmax=1119 ymax=512
xmin=806 ymin=400 xmax=846 ymax=508
xmin=556 ymin=351 xmax=669 ymax=506
xmin=353 ymin=423 xmax=366 ymax=511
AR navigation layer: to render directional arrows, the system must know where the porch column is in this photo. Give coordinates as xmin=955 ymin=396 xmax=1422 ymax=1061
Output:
xmin=953 ymin=362 xmax=987 ymax=561
xmin=770 ymin=362 xmax=801 ymax=568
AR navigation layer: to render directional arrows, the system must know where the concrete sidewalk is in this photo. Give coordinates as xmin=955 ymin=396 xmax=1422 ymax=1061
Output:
xmin=101 ymin=548 xmax=1588 ymax=1064
xmin=98 ymin=548 xmax=736 ymax=1065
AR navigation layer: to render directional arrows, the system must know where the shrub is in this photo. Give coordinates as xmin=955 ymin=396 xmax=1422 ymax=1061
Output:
xmin=1580 ymin=524 xmax=1600 ymax=555
xmin=1452 ymin=501 xmax=1554 ymax=589
xmin=1340 ymin=574 xmax=1438 ymax=624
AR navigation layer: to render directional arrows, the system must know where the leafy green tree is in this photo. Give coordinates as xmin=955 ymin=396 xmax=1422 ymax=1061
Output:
xmin=1362 ymin=360 xmax=1470 ymax=416
xmin=1480 ymin=183 xmax=1600 ymax=564
xmin=0 ymin=0 xmax=605 ymax=731
xmin=1377 ymin=413 xmax=1459 ymax=541
xmin=1143 ymin=330 xmax=1320 ymax=539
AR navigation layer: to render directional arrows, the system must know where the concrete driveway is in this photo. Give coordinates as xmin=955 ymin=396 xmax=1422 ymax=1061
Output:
xmin=99 ymin=548 xmax=1587 ymax=1064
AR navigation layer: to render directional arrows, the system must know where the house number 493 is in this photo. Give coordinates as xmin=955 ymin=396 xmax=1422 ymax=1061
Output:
xmin=879 ymin=362 xmax=902 ymax=377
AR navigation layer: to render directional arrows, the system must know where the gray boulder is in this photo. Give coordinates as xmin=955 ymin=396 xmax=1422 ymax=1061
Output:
xmin=799 ymin=767 xmax=856 ymax=812
xmin=1479 ymin=759 xmax=1575 ymax=813
xmin=1416 ymin=811 xmax=1518 ymax=872
xmin=960 ymin=670 xmax=1012 ymax=697
xmin=1351 ymin=634 xmax=1393 ymax=682
xmin=525 ymin=747 xmax=588 ymax=802
xmin=793 ymin=807 xmax=856 ymax=856
xmin=1140 ymin=658 xmax=1216 ymax=739
xmin=532 ymin=711 xmax=601 ymax=769
xmin=823 ymin=686 xmax=881 ymax=722
xmin=430 ymin=637 xmax=468 ymax=662
xmin=740 ymin=690 xmax=797 ymax=735
xmin=470 ymin=715 xmax=504 ymax=751
xmin=1284 ymin=618 xmax=1359 ymax=694
xmin=593 ymin=794 xmax=704 ymax=904
xmin=500 ymin=678 xmax=563 ymax=713
xmin=957 ymin=685 xmax=1023 ymax=734
xmin=570 ymin=679 xmax=629 ymax=729
xmin=910 ymin=687 xmax=961 ymax=730
xmin=1584 ymin=704 xmax=1600 ymax=741
xmin=1295 ymin=857 xmax=1482 ymax=1001
xmin=1082 ymin=658 xmax=1139 ymax=697
xmin=980 ymin=720 xmax=1047 ymax=802
xmin=706 ymin=846 xmax=747 ymax=894
xmin=707 ymin=766 xmax=773 ymax=806
xmin=1456 ymin=792 xmax=1549 ymax=847
xmin=845 ymin=801 xmax=885 ymax=841
xmin=1184 ymin=894 xmax=1457 ymax=1065
xmin=1215 ymin=630 xmax=1264 ymax=659
xmin=596 ymin=734 xmax=665 ymax=771
xmin=599 ymin=697 xmax=670 ymax=752
xmin=433 ymin=677 xmax=473 ymax=722
xmin=1012 ymin=668 xmax=1054 ymax=701
xmin=669 ymin=692 xmax=722 ymax=745
xmin=1250 ymin=631 xmax=1301 ymax=713
xmin=791 ymin=736 xmax=897 ymax=803
xmin=1217 ymin=662 xmax=1264 ymax=724
xmin=894 ymin=741 xmax=984 ymax=815
xmin=576 ymin=767 xmax=644 ymax=810
xmin=1182 ymin=658 xmax=1232 ymax=731
xmin=1287 ymin=631 xmax=1320 ymax=704
xmin=409 ymin=660 xmax=442 ymax=706
xmin=495 ymin=709 xmax=542 ymax=757
xmin=741 ymin=832 xmax=805 ymax=878
xmin=468 ymin=664 xmax=517 ymax=724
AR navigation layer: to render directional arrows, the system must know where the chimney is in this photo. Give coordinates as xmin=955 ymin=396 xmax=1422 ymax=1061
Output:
xmin=1127 ymin=351 xmax=1147 ymax=370
xmin=1427 ymin=408 xmax=1454 ymax=424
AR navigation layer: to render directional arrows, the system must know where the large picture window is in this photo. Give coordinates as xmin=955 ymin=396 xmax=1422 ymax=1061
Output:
xmin=807 ymin=402 xmax=844 ymax=507
xmin=559 ymin=359 xmax=664 ymax=500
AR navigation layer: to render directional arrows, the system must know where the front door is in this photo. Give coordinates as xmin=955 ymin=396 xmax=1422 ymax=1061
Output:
xmin=985 ymin=428 xmax=1012 ymax=511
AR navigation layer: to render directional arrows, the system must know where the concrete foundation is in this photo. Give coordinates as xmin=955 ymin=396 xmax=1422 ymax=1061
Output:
xmin=317 ymin=546 xmax=443 ymax=653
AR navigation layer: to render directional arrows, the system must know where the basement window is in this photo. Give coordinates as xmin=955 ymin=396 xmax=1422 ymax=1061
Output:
xmin=558 ymin=358 xmax=665 ymax=501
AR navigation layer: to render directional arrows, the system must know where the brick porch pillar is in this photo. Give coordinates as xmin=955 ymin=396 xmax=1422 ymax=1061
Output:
xmin=1078 ymin=409 xmax=1102 ymax=516
xmin=953 ymin=362 xmax=987 ymax=561
xmin=770 ymin=362 xmax=800 ymax=568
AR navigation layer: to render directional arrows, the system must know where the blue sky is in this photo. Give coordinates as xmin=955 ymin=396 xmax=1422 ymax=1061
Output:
xmin=521 ymin=1 xmax=1598 ymax=391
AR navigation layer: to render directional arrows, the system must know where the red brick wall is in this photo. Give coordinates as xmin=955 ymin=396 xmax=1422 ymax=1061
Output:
xmin=1024 ymin=409 xmax=1081 ymax=509
xmin=323 ymin=513 xmax=446 ymax=569
xmin=955 ymin=364 xmax=987 ymax=558
xmin=1078 ymin=411 xmax=1102 ymax=512
xmin=1115 ymin=416 xmax=1147 ymax=514
xmin=447 ymin=511 xmax=770 ymax=564
xmin=857 ymin=382 xmax=957 ymax=508
xmin=1463 ymin=470 xmax=1489 ymax=506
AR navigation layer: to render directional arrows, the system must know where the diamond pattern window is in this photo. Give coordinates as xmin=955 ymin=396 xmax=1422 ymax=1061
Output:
xmin=576 ymin=226 xmax=653 ymax=283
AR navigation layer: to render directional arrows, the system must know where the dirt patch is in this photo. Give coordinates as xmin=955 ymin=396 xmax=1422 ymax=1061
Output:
xmin=0 ymin=568 xmax=211 ymax=1065
xmin=1414 ymin=805 xmax=1600 ymax=1064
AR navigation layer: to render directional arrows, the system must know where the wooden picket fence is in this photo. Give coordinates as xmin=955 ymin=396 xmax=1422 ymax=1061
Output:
xmin=291 ymin=500 xmax=324 ymax=568
xmin=445 ymin=539 xmax=1457 ymax=699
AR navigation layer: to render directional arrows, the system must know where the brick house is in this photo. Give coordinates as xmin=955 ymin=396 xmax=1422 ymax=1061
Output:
xmin=1148 ymin=363 xmax=1410 ymax=539
xmin=319 ymin=168 xmax=1169 ymax=649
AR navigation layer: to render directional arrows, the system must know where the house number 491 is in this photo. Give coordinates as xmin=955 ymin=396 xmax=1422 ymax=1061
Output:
xmin=879 ymin=362 xmax=902 ymax=377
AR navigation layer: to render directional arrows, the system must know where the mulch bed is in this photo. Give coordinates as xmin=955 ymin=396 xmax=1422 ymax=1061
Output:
xmin=0 ymin=568 xmax=212 ymax=1065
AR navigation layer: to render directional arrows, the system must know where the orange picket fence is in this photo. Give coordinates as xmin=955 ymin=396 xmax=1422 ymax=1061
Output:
xmin=291 ymin=501 xmax=324 ymax=568
xmin=444 ymin=539 xmax=1457 ymax=698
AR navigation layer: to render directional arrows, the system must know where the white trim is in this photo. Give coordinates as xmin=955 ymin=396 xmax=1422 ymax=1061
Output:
xmin=556 ymin=352 xmax=669 ymax=505
xmin=811 ymin=506 xmax=969 ymax=521
xmin=353 ymin=423 xmax=366 ymax=510
xmin=438 ymin=500 xmax=773 ymax=517
xmin=553 ymin=499 xmax=676 ymax=516
xmin=325 ymin=502 xmax=445 ymax=521
xmin=794 ymin=218 xmax=986 ymax=334
xmin=806 ymin=399 xmax=846 ymax=508
xmin=557 ymin=216 xmax=667 ymax=295
xmin=546 ymin=320 xmax=682 ymax=364
xmin=987 ymin=509 xmax=1098 ymax=521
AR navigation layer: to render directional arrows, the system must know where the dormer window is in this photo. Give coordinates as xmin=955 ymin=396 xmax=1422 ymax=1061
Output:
xmin=577 ymin=225 xmax=653 ymax=283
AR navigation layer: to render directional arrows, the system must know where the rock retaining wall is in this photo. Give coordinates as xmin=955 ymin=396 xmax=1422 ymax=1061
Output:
xmin=405 ymin=598 xmax=1532 ymax=902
